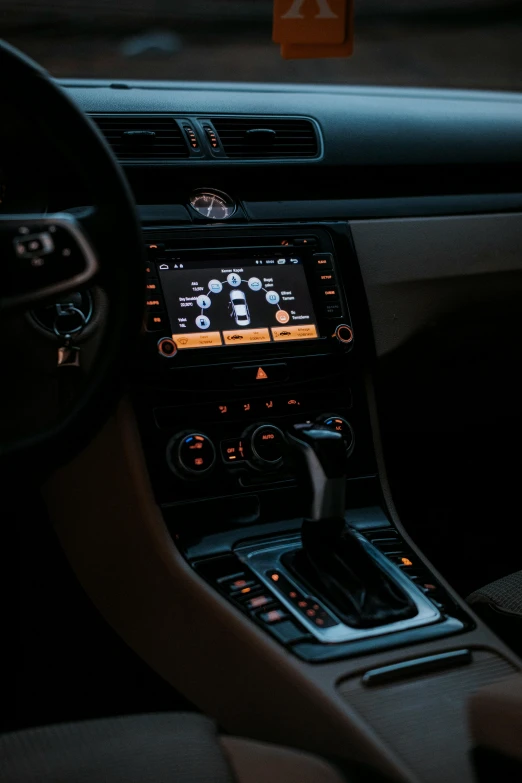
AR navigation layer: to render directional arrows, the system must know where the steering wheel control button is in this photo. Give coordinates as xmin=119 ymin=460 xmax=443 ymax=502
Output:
xmin=169 ymin=432 xmax=217 ymax=477
xmin=250 ymin=424 xmax=285 ymax=466
xmin=157 ymin=337 xmax=177 ymax=358
xmin=14 ymin=232 xmax=54 ymax=259
xmin=320 ymin=416 xmax=354 ymax=455
xmin=3 ymin=216 xmax=98 ymax=308
xmin=335 ymin=324 xmax=354 ymax=345
xmin=232 ymin=363 xmax=288 ymax=386
xmin=312 ymin=252 xmax=333 ymax=270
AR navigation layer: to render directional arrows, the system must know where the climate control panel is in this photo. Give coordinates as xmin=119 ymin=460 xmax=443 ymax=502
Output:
xmin=165 ymin=414 xmax=353 ymax=482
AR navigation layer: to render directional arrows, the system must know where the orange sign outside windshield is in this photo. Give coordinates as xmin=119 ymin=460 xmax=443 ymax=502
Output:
xmin=273 ymin=0 xmax=347 ymax=45
xmin=274 ymin=0 xmax=354 ymax=60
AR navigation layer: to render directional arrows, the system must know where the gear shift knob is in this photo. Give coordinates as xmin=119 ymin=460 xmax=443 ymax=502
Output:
xmin=286 ymin=423 xmax=347 ymax=522
xmin=285 ymin=422 xmax=416 ymax=629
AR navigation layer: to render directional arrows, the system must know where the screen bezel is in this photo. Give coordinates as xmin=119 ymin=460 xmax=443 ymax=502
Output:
xmin=146 ymin=232 xmax=349 ymax=368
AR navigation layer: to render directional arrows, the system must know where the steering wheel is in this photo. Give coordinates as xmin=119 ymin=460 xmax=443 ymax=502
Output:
xmin=0 ymin=42 xmax=144 ymax=472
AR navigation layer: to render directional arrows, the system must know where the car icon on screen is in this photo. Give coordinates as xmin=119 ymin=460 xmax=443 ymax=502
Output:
xmin=229 ymin=290 xmax=250 ymax=326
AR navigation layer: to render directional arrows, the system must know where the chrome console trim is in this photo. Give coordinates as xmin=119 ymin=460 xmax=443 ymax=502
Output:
xmin=235 ymin=533 xmax=441 ymax=644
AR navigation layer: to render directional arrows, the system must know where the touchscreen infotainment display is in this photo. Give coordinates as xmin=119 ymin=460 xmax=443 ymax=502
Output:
xmin=159 ymin=257 xmax=319 ymax=349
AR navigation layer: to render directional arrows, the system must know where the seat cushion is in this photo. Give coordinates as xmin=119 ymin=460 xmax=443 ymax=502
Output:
xmin=0 ymin=713 xmax=234 ymax=783
xmin=221 ymin=737 xmax=347 ymax=783
xmin=468 ymin=570 xmax=522 ymax=655
xmin=0 ymin=712 xmax=349 ymax=783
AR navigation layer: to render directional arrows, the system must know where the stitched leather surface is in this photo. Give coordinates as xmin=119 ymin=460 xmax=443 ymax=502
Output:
xmin=0 ymin=713 xmax=234 ymax=783
xmin=468 ymin=571 xmax=522 ymax=615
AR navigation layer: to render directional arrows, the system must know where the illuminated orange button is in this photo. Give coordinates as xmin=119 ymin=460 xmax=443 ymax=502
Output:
xmin=223 ymin=328 xmax=271 ymax=345
xmin=401 ymin=557 xmax=413 ymax=567
xmin=271 ymin=324 xmax=318 ymax=341
xmin=275 ymin=310 xmax=290 ymax=324
xmin=172 ymin=331 xmax=222 ymax=349
xmin=247 ymin=595 xmax=271 ymax=609
xmin=260 ymin=609 xmax=286 ymax=624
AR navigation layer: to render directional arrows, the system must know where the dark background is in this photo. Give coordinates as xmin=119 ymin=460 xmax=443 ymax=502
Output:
xmin=0 ymin=0 xmax=521 ymax=90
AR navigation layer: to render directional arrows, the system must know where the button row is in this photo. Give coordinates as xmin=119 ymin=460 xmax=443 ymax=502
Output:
xmin=144 ymin=265 xmax=168 ymax=332
xmin=366 ymin=531 xmax=450 ymax=612
xmin=217 ymin=571 xmax=310 ymax=645
xmin=155 ymin=390 xmax=351 ymax=430
xmin=267 ymin=571 xmax=339 ymax=629
xmin=312 ymin=254 xmax=344 ymax=319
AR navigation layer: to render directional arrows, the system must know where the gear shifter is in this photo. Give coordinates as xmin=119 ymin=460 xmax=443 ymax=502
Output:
xmin=285 ymin=423 xmax=417 ymax=629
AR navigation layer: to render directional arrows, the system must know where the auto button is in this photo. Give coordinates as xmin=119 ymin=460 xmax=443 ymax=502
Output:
xmin=243 ymin=424 xmax=286 ymax=469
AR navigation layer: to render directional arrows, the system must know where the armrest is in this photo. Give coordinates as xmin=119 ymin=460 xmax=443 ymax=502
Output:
xmin=469 ymin=674 xmax=522 ymax=763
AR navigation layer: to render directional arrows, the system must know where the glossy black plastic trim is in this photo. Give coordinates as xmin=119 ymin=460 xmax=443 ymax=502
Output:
xmin=361 ymin=649 xmax=472 ymax=686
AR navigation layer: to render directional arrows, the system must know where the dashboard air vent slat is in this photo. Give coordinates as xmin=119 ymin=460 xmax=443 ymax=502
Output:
xmin=91 ymin=115 xmax=189 ymax=160
xmin=209 ymin=118 xmax=319 ymax=159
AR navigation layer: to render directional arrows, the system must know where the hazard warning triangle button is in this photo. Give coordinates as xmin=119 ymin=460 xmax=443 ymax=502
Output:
xmin=233 ymin=363 xmax=288 ymax=386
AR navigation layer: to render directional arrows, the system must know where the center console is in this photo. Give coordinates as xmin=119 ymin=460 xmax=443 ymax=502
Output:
xmin=132 ymin=222 xmax=471 ymax=664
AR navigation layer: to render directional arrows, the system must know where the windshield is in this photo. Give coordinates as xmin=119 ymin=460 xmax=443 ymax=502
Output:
xmin=1 ymin=0 xmax=520 ymax=89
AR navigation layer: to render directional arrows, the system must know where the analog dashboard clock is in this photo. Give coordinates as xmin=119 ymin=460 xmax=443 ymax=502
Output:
xmin=189 ymin=189 xmax=236 ymax=220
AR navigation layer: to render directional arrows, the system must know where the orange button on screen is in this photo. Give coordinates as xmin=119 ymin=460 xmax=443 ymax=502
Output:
xmin=172 ymin=331 xmax=223 ymax=349
xmin=271 ymin=324 xmax=318 ymax=341
xmin=275 ymin=310 xmax=290 ymax=324
xmin=223 ymin=328 xmax=271 ymax=345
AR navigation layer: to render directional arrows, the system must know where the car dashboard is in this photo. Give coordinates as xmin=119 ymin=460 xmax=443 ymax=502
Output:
xmin=34 ymin=78 xmax=522 ymax=783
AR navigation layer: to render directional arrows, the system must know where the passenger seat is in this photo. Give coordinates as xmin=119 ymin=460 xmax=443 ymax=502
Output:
xmin=1 ymin=712 xmax=348 ymax=783
xmin=468 ymin=570 xmax=522 ymax=656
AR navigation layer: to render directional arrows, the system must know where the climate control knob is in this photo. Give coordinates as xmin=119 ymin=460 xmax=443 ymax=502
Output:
xmin=243 ymin=423 xmax=285 ymax=470
xmin=318 ymin=415 xmax=354 ymax=456
xmin=167 ymin=431 xmax=216 ymax=478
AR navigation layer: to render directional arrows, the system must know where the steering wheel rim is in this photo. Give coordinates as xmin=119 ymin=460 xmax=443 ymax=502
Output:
xmin=0 ymin=41 xmax=145 ymax=471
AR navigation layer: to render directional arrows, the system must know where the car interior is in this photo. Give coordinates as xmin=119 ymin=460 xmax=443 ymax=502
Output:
xmin=2 ymin=4 xmax=522 ymax=780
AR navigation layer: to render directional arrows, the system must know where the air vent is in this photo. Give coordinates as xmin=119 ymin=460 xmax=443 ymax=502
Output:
xmin=209 ymin=117 xmax=319 ymax=159
xmin=91 ymin=115 xmax=189 ymax=160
